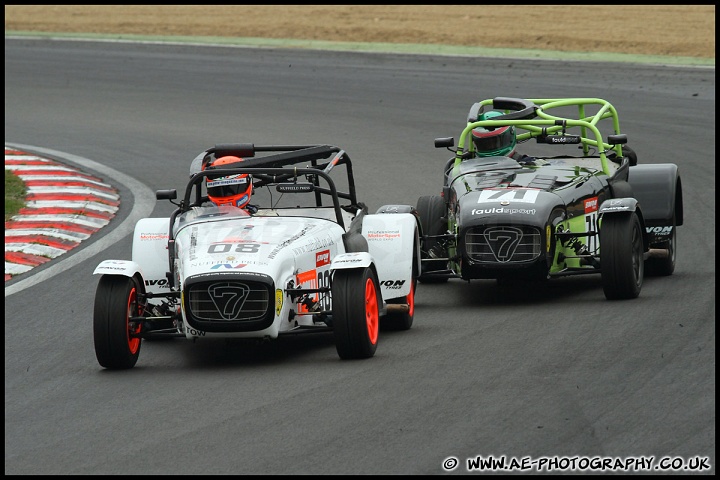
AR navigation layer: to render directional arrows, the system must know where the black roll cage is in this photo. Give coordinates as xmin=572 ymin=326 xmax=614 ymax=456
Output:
xmin=159 ymin=144 xmax=361 ymax=290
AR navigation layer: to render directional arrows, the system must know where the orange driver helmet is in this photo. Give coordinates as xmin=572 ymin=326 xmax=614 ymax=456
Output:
xmin=205 ymin=155 xmax=253 ymax=208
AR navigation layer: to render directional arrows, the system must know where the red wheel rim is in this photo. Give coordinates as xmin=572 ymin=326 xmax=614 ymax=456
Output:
xmin=407 ymin=281 xmax=415 ymax=317
xmin=364 ymin=278 xmax=379 ymax=344
xmin=126 ymin=286 xmax=142 ymax=354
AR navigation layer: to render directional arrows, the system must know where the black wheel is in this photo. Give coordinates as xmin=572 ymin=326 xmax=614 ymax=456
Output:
xmin=417 ymin=195 xmax=448 ymax=283
xmin=93 ymin=275 xmax=144 ymax=369
xmin=645 ymin=214 xmax=677 ymax=277
xmin=332 ymin=267 xmax=380 ymax=359
xmin=600 ymin=213 xmax=644 ymax=300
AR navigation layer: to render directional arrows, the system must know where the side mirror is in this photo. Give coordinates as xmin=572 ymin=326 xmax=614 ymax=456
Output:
xmin=435 ymin=137 xmax=454 ymax=148
xmin=607 ymin=134 xmax=628 ymax=146
xmin=156 ymin=189 xmax=177 ymax=200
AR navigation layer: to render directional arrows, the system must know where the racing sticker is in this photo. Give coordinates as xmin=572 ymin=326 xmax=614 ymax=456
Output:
xmin=584 ymin=196 xmax=599 ymax=253
xmin=316 ymin=249 xmax=330 ymax=268
xmin=296 ymin=269 xmax=318 ymax=314
xmin=296 ymin=266 xmax=332 ymax=312
xmin=275 ymin=289 xmax=283 ymax=316
xmin=366 ymin=229 xmax=401 ymax=241
xmin=477 ymin=189 xmax=540 ymax=204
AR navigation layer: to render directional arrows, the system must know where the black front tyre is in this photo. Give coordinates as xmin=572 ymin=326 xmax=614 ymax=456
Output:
xmin=332 ymin=268 xmax=380 ymax=359
xmin=600 ymin=213 xmax=644 ymax=300
xmin=93 ymin=275 xmax=144 ymax=369
xmin=417 ymin=195 xmax=448 ymax=283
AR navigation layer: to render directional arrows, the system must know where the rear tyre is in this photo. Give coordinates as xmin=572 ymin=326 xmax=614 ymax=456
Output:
xmin=332 ymin=268 xmax=380 ymax=359
xmin=383 ymin=228 xmax=419 ymax=331
xmin=384 ymin=278 xmax=416 ymax=331
xmin=645 ymin=214 xmax=676 ymax=277
xmin=600 ymin=213 xmax=644 ymax=300
xmin=93 ymin=275 xmax=144 ymax=369
xmin=417 ymin=195 xmax=448 ymax=283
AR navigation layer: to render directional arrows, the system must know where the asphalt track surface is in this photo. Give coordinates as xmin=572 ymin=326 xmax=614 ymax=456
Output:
xmin=4 ymin=36 xmax=715 ymax=475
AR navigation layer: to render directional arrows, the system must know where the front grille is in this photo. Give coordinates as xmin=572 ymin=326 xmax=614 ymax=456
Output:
xmin=187 ymin=280 xmax=270 ymax=322
xmin=465 ymin=225 xmax=542 ymax=264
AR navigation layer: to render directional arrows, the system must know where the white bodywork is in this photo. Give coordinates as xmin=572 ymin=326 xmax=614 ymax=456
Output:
xmin=94 ymin=204 xmax=418 ymax=340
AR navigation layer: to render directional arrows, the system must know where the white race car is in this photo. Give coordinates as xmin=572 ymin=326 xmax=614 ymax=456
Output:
xmin=93 ymin=144 xmax=421 ymax=369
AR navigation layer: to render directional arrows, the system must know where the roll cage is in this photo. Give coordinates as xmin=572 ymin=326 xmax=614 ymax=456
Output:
xmin=440 ymin=97 xmax=629 ymax=176
xmin=155 ymin=144 xmax=365 ymax=291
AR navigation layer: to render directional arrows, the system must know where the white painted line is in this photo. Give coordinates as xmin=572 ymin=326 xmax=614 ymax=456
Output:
xmin=25 ymin=186 xmax=120 ymax=200
xmin=5 ymin=263 xmax=34 ymax=275
xmin=5 ymin=228 xmax=89 ymax=241
xmin=23 ymin=200 xmax=119 ymax=213
xmin=15 ymin=174 xmax=114 ymax=187
xmin=5 ymin=243 xmax=68 ymax=258
xmin=7 ymin=214 xmax=110 ymax=228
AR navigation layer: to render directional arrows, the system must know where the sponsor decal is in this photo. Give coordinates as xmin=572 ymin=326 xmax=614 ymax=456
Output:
xmin=139 ymin=233 xmax=169 ymax=241
xmin=546 ymin=225 xmax=552 ymax=252
xmin=602 ymin=206 xmax=630 ymax=211
xmin=210 ymin=263 xmax=248 ymax=270
xmin=275 ymin=289 xmax=283 ymax=316
xmin=145 ymin=278 xmax=170 ymax=289
xmin=268 ymin=226 xmax=312 ymax=259
xmin=335 ymin=257 xmax=362 ymax=263
xmin=276 ymin=183 xmax=313 ymax=193
xmin=316 ymin=249 xmax=331 ymax=267
xmin=380 ymin=280 xmax=406 ymax=289
xmin=367 ymin=230 xmax=401 ymax=240
xmin=296 ymin=269 xmax=318 ymax=313
xmin=189 ymin=228 xmax=198 ymax=260
xmin=191 ymin=271 xmax=267 ymax=280
xmin=584 ymin=197 xmax=599 ymax=214
xmin=477 ymin=189 xmax=540 ymax=204
xmin=207 ymin=176 xmax=249 ymax=188
xmin=471 ymin=207 xmax=536 ymax=215
xmin=186 ymin=326 xmax=206 ymax=337
xmin=646 ymin=226 xmax=674 ymax=234
xmin=291 ymin=236 xmax=336 ymax=256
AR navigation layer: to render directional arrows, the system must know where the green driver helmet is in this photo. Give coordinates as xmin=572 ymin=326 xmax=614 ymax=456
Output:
xmin=471 ymin=110 xmax=517 ymax=157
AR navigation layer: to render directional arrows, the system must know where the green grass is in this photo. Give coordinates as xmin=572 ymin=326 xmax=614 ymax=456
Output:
xmin=5 ymin=168 xmax=26 ymax=221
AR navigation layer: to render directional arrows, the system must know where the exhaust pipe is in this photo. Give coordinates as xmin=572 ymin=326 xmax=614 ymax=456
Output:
xmin=385 ymin=303 xmax=409 ymax=313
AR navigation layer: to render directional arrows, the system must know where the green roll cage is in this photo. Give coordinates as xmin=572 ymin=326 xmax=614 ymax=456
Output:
xmin=454 ymin=97 xmax=626 ymax=176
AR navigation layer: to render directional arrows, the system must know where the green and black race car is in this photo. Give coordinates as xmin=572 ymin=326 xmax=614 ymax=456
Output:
xmin=417 ymin=97 xmax=682 ymax=300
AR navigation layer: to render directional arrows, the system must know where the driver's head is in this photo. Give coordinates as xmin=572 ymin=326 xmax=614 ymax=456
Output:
xmin=471 ymin=110 xmax=517 ymax=157
xmin=204 ymin=155 xmax=252 ymax=208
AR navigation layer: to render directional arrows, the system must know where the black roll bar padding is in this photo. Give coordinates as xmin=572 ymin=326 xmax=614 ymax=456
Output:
xmin=467 ymin=102 xmax=482 ymax=122
xmin=491 ymin=97 xmax=539 ymax=120
xmin=184 ymin=166 xmax=346 ymax=225
xmin=209 ymin=143 xmax=256 ymax=158
xmin=169 ymin=144 xmax=356 ymax=283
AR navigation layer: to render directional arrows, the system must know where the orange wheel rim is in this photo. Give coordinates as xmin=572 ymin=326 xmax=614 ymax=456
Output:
xmin=407 ymin=281 xmax=415 ymax=317
xmin=364 ymin=278 xmax=379 ymax=344
xmin=126 ymin=287 xmax=142 ymax=354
